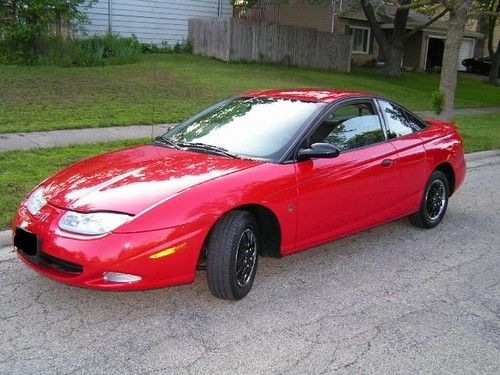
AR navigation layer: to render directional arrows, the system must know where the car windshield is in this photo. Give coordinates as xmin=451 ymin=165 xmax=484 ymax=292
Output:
xmin=161 ymin=97 xmax=327 ymax=160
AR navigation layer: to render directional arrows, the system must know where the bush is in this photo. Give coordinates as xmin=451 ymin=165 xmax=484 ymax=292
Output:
xmin=431 ymin=90 xmax=445 ymax=116
xmin=173 ymin=39 xmax=193 ymax=54
xmin=0 ymin=0 xmax=96 ymax=64
xmin=0 ymin=33 xmax=142 ymax=66
xmin=141 ymin=41 xmax=172 ymax=54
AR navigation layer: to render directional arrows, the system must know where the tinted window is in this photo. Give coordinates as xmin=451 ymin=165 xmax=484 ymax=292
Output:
xmin=310 ymin=102 xmax=385 ymax=151
xmin=378 ymin=100 xmax=415 ymax=139
xmin=163 ymin=97 xmax=326 ymax=160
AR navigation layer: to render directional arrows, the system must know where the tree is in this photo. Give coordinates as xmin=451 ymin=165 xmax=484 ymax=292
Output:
xmin=437 ymin=0 xmax=499 ymax=119
xmin=481 ymin=0 xmax=500 ymax=84
xmin=438 ymin=0 xmax=474 ymax=120
xmin=0 ymin=0 xmax=95 ymax=63
xmin=359 ymin=0 xmax=448 ymax=77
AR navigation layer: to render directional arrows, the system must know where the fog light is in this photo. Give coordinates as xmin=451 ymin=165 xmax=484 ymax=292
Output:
xmin=103 ymin=272 xmax=142 ymax=283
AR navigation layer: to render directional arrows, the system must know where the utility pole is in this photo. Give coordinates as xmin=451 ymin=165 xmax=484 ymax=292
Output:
xmin=108 ymin=0 xmax=113 ymax=33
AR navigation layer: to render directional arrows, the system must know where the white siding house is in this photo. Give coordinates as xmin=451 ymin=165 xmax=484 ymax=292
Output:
xmin=82 ymin=0 xmax=233 ymax=45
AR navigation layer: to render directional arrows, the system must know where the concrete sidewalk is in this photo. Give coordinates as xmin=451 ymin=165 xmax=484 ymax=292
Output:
xmin=1 ymin=107 xmax=500 ymax=152
xmin=0 ymin=123 xmax=174 ymax=152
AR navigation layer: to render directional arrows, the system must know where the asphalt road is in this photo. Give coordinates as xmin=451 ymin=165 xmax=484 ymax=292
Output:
xmin=0 ymin=154 xmax=499 ymax=374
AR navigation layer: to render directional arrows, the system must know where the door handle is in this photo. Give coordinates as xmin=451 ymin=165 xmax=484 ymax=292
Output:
xmin=381 ymin=159 xmax=393 ymax=167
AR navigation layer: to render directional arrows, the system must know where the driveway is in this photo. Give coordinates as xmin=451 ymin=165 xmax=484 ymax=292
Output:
xmin=0 ymin=154 xmax=499 ymax=374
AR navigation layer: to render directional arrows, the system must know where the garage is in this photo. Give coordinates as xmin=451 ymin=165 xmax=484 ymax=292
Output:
xmin=424 ymin=35 xmax=476 ymax=71
xmin=458 ymin=39 xmax=475 ymax=71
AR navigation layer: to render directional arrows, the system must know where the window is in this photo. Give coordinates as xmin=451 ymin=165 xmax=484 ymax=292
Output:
xmin=378 ymin=100 xmax=416 ymax=139
xmin=350 ymin=27 xmax=370 ymax=54
xmin=310 ymin=101 xmax=385 ymax=151
xmin=163 ymin=97 xmax=326 ymax=160
xmin=404 ymin=110 xmax=427 ymax=131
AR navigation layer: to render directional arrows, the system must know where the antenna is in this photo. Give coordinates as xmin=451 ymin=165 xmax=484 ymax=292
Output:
xmin=151 ymin=66 xmax=156 ymax=141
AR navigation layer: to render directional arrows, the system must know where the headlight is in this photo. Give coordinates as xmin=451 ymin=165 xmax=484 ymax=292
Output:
xmin=59 ymin=211 xmax=132 ymax=235
xmin=26 ymin=187 xmax=47 ymax=215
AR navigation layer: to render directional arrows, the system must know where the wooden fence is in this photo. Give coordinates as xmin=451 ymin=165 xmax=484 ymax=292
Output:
xmin=188 ymin=18 xmax=351 ymax=72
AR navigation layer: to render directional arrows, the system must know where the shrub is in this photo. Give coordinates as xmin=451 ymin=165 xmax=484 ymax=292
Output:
xmin=141 ymin=41 xmax=172 ymax=54
xmin=173 ymin=39 xmax=193 ymax=54
xmin=0 ymin=0 xmax=96 ymax=64
xmin=0 ymin=33 xmax=141 ymax=66
xmin=431 ymin=90 xmax=445 ymax=116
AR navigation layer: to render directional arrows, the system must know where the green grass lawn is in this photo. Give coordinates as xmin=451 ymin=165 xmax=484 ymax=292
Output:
xmin=1 ymin=54 xmax=499 ymax=133
xmin=0 ymin=113 xmax=498 ymax=229
xmin=453 ymin=113 xmax=500 ymax=153
xmin=0 ymin=139 xmax=144 ymax=229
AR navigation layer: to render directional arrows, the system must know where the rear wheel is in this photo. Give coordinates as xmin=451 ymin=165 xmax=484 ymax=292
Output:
xmin=206 ymin=211 xmax=259 ymax=300
xmin=409 ymin=171 xmax=449 ymax=229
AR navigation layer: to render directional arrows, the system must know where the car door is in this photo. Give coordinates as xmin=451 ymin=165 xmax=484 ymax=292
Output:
xmin=376 ymin=99 xmax=427 ymax=214
xmin=293 ymin=99 xmax=400 ymax=253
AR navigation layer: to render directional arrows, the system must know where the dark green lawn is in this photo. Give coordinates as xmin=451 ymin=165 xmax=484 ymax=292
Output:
xmin=453 ymin=113 xmax=500 ymax=153
xmin=1 ymin=54 xmax=499 ymax=133
xmin=0 ymin=139 xmax=144 ymax=229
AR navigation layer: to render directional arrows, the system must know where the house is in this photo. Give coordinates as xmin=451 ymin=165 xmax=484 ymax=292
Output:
xmin=82 ymin=0 xmax=233 ymax=45
xmin=245 ymin=0 xmax=483 ymax=71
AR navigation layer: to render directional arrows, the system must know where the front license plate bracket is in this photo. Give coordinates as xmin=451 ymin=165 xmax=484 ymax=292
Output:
xmin=14 ymin=227 xmax=42 ymax=258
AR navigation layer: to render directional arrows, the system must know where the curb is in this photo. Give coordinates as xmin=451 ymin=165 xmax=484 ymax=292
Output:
xmin=463 ymin=149 xmax=500 ymax=162
xmin=0 ymin=149 xmax=498 ymax=250
xmin=0 ymin=230 xmax=11 ymax=249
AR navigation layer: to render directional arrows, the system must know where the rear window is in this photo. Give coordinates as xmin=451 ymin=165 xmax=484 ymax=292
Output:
xmin=378 ymin=100 xmax=416 ymax=139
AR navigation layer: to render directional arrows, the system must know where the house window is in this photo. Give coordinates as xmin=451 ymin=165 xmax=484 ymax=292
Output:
xmin=350 ymin=27 xmax=370 ymax=54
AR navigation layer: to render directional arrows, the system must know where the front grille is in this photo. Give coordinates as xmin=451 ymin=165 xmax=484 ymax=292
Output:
xmin=38 ymin=252 xmax=83 ymax=274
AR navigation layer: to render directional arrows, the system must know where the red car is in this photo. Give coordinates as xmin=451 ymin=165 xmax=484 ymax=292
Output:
xmin=13 ymin=89 xmax=466 ymax=300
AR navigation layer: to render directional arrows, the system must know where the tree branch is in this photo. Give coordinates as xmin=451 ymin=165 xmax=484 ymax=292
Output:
xmin=405 ymin=7 xmax=449 ymax=39
xmin=394 ymin=0 xmax=443 ymax=10
xmin=360 ymin=0 xmax=390 ymax=55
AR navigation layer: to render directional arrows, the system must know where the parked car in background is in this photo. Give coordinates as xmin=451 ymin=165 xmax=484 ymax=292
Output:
xmin=13 ymin=89 xmax=466 ymax=300
xmin=462 ymin=57 xmax=499 ymax=76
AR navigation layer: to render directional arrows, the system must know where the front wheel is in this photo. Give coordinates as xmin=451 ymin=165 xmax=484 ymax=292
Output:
xmin=206 ymin=211 xmax=259 ymax=300
xmin=409 ymin=171 xmax=449 ymax=229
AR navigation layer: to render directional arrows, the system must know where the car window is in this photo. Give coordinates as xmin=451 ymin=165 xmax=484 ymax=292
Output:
xmin=309 ymin=101 xmax=385 ymax=151
xmin=378 ymin=100 xmax=416 ymax=139
xmin=162 ymin=97 xmax=327 ymax=160
xmin=404 ymin=110 xmax=427 ymax=130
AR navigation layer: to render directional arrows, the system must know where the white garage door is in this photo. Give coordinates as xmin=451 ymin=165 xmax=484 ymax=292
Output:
xmin=458 ymin=39 xmax=475 ymax=71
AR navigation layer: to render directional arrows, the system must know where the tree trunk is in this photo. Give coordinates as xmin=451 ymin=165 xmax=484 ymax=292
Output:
xmin=439 ymin=0 xmax=473 ymax=121
xmin=489 ymin=40 xmax=500 ymax=85
xmin=382 ymin=3 xmax=409 ymax=77
xmin=360 ymin=0 xmax=446 ymax=78
xmin=382 ymin=45 xmax=404 ymax=76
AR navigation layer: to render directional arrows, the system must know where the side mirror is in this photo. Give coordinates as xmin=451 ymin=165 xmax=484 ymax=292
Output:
xmin=297 ymin=143 xmax=340 ymax=161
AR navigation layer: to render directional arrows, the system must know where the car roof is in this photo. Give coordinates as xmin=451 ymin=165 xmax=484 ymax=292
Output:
xmin=241 ymin=88 xmax=375 ymax=103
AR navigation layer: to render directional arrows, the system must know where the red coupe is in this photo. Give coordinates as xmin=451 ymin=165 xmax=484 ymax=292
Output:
xmin=13 ymin=89 xmax=466 ymax=300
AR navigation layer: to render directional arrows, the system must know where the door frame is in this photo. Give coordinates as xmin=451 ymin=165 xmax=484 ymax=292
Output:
xmin=423 ymin=34 xmax=446 ymax=71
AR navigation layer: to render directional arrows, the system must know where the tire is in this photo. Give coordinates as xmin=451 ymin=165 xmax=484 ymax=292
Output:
xmin=409 ymin=170 xmax=449 ymax=229
xmin=206 ymin=210 xmax=259 ymax=300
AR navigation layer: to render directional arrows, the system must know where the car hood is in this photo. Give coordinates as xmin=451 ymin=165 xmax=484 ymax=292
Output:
xmin=43 ymin=144 xmax=260 ymax=214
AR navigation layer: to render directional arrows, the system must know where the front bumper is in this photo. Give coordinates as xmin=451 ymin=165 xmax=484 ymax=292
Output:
xmin=13 ymin=203 xmax=207 ymax=291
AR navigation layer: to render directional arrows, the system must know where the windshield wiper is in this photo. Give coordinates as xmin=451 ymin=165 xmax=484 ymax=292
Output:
xmin=153 ymin=136 xmax=182 ymax=150
xmin=176 ymin=142 xmax=241 ymax=159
